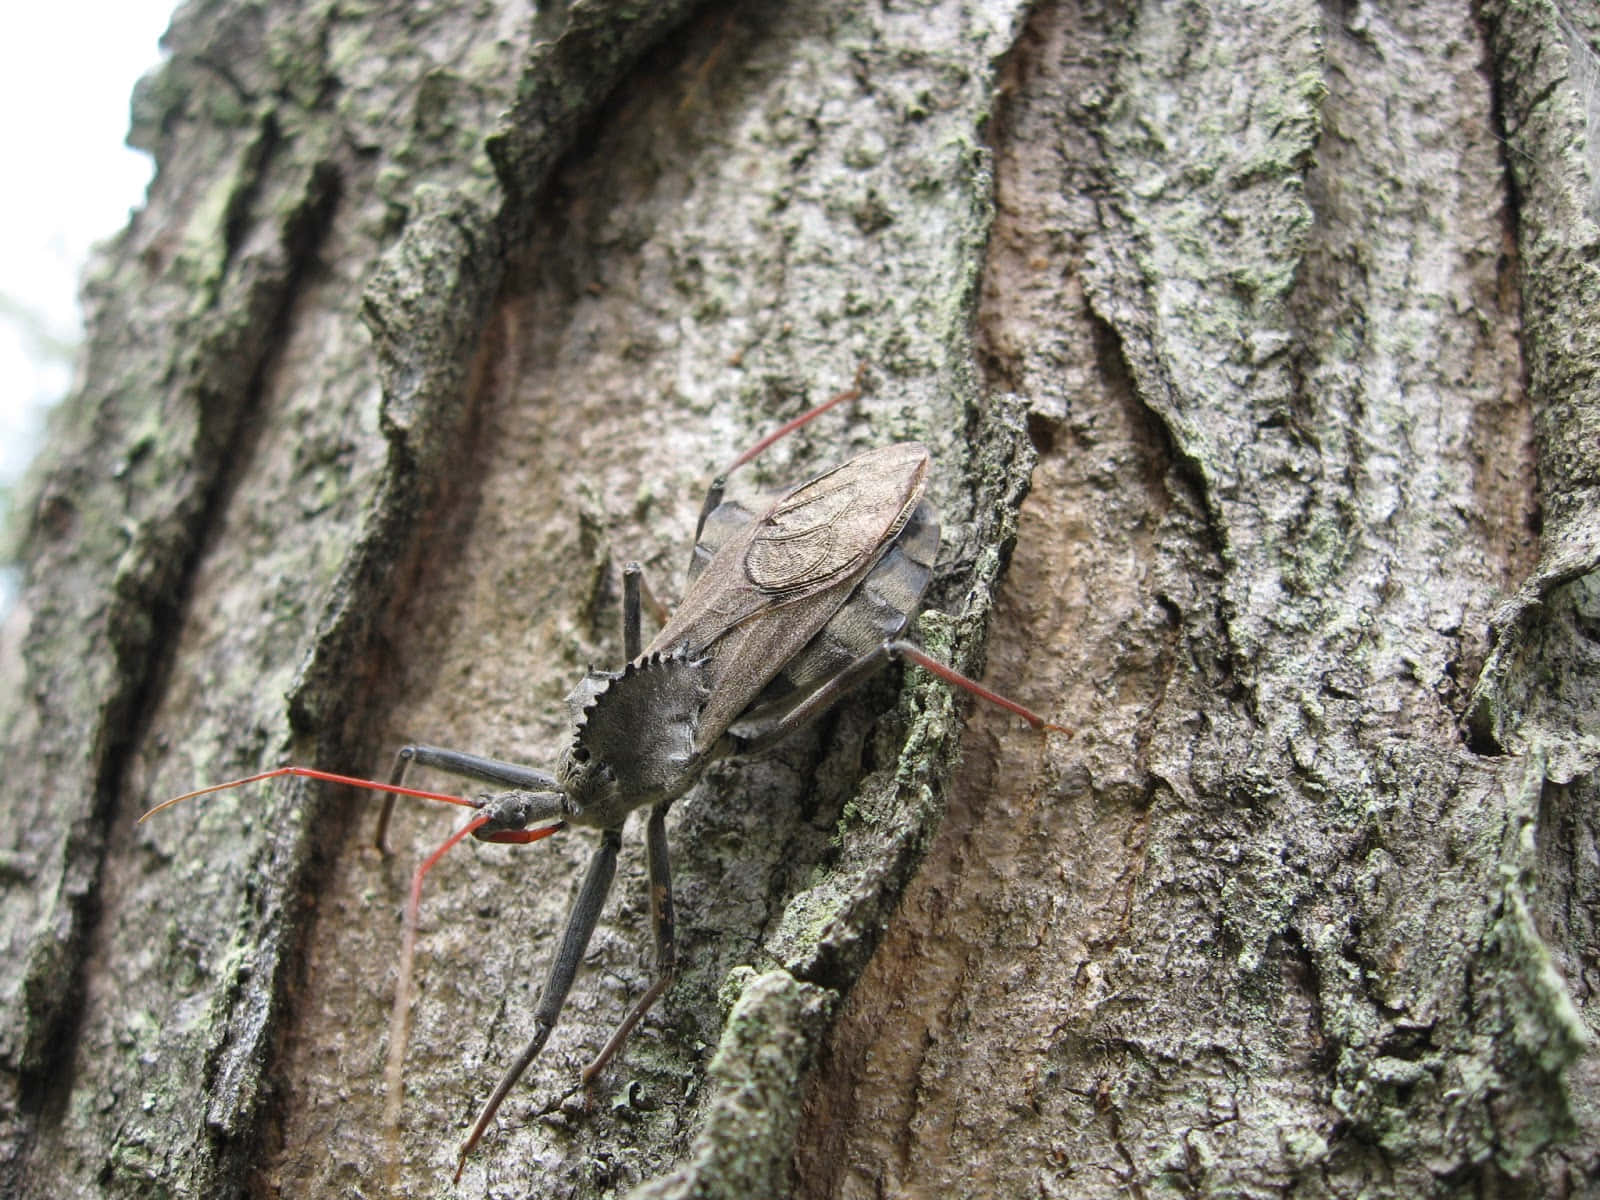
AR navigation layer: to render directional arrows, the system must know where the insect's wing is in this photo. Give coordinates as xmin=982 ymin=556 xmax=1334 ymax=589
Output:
xmin=648 ymin=442 xmax=930 ymax=748
xmin=751 ymin=496 xmax=939 ymax=703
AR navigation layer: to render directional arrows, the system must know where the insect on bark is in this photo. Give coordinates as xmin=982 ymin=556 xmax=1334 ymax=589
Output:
xmin=142 ymin=377 xmax=1067 ymax=1178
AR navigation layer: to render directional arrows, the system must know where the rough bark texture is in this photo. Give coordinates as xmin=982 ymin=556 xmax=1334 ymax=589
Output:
xmin=0 ymin=2 xmax=1595 ymax=1199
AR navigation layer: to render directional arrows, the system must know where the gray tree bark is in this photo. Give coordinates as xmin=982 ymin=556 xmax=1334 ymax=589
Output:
xmin=1 ymin=2 xmax=1595 ymax=1198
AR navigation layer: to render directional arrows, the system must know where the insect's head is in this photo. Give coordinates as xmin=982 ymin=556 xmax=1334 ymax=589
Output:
xmin=551 ymin=739 xmax=614 ymax=820
xmin=468 ymin=785 xmax=570 ymax=836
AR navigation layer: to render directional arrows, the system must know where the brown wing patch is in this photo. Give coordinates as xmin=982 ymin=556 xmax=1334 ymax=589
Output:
xmin=744 ymin=442 xmax=929 ymax=593
xmin=645 ymin=441 xmax=930 ymax=747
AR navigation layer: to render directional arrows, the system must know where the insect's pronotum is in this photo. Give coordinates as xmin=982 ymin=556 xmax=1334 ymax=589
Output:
xmin=143 ymin=380 xmax=1067 ymax=1177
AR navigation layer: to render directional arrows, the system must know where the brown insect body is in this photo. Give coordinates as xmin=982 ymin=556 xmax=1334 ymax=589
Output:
xmin=549 ymin=442 xmax=934 ymax=831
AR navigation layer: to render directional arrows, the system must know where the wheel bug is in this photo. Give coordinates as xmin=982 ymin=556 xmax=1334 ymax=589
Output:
xmin=142 ymin=375 xmax=1067 ymax=1178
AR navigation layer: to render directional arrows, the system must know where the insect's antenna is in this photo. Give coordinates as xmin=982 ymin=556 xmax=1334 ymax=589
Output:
xmin=382 ymin=815 xmax=565 ymax=1175
xmin=137 ymin=765 xmax=480 ymax=823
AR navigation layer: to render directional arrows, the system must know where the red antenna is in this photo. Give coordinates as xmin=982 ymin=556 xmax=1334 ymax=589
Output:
xmin=137 ymin=764 xmax=483 ymax=822
xmin=140 ymin=762 xmax=565 ymax=1175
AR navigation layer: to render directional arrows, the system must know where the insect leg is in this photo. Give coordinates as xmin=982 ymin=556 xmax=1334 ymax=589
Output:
xmin=375 ymin=744 xmax=559 ymax=851
xmin=581 ymin=800 xmax=676 ymax=1091
xmin=694 ymin=365 xmax=867 ymax=541
xmin=622 ymin=561 xmax=671 ymax=660
xmin=384 ymin=812 xmax=495 ymax=1165
xmin=623 ymin=562 xmax=643 ymax=661
xmin=733 ymin=638 xmax=1068 ymax=755
xmin=455 ymin=827 xmax=624 ymax=1180
xmin=380 ymin=754 xmax=566 ymax=1169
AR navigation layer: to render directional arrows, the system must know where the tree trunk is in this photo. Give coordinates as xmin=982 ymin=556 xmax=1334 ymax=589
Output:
xmin=2 ymin=2 xmax=1595 ymax=1198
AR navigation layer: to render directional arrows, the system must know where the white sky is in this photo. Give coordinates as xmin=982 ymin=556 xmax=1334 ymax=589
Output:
xmin=0 ymin=4 xmax=176 ymax=481
xmin=0 ymin=1 xmax=174 ymax=605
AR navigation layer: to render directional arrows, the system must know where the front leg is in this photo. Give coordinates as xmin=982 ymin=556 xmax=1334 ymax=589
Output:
xmin=582 ymin=800 xmax=677 ymax=1091
xmin=622 ymin=560 xmax=671 ymax=660
xmin=454 ymin=827 xmax=624 ymax=1179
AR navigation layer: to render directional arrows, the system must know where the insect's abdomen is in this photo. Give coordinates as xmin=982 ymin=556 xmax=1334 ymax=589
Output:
xmin=671 ymin=443 xmax=935 ymax=744
xmin=772 ymin=499 xmax=938 ymax=695
xmin=698 ymin=498 xmax=939 ymax=734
